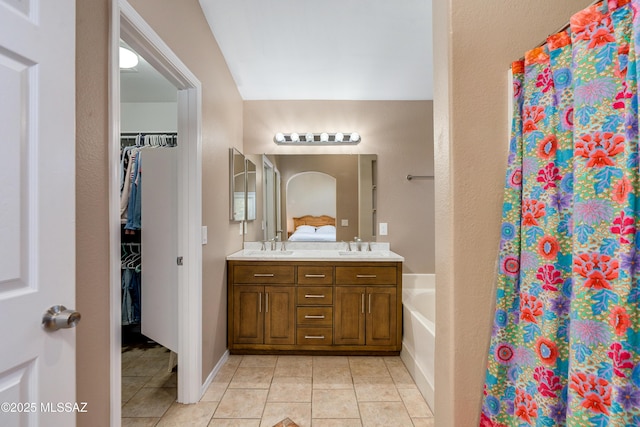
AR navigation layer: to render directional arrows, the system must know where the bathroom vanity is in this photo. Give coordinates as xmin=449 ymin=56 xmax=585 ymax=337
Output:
xmin=226 ymin=244 xmax=403 ymax=355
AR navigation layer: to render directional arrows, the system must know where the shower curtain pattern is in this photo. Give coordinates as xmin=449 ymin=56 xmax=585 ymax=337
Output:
xmin=481 ymin=1 xmax=640 ymax=425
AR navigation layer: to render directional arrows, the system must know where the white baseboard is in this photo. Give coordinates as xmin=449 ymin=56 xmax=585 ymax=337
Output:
xmin=200 ymin=350 xmax=230 ymax=398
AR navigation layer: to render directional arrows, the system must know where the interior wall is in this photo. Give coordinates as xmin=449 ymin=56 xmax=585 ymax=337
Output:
xmin=120 ymin=102 xmax=178 ymax=132
xmin=243 ymin=100 xmax=434 ymax=273
xmin=433 ymin=0 xmax=594 ymax=425
xmin=76 ymin=0 xmax=243 ymax=425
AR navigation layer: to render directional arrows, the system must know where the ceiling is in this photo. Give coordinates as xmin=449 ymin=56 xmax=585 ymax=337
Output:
xmin=120 ymin=1 xmax=433 ymax=102
xmin=199 ymin=0 xmax=433 ymax=100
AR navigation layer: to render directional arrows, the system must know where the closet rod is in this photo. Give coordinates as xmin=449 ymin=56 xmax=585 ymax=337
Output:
xmin=517 ymin=0 xmax=605 ymax=61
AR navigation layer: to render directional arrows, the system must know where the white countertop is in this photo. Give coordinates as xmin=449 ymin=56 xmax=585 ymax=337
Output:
xmin=226 ymin=242 xmax=404 ymax=262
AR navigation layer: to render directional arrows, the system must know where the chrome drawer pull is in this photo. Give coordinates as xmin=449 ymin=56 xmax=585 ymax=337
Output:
xmin=304 ymin=315 xmax=325 ymax=319
xmin=304 ymin=294 xmax=325 ymax=298
xmin=305 ymin=274 xmax=326 ymax=278
xmin=357 ymin=274 xmax=377 ymax=278
xmin=304 ymin=335 xmax=325 ymax=339
xmin=254 ymin=273 xmax=275 ymax=277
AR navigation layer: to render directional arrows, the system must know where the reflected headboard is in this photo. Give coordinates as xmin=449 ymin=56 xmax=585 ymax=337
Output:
xmin=292 ymin=215 xmax=336 ymax=230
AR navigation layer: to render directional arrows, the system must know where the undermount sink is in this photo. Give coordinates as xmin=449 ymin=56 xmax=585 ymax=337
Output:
xmin=243 ymin=250 xmax=294 ymax=257
xmin=338 ymin=251 xmax=389 ymax=257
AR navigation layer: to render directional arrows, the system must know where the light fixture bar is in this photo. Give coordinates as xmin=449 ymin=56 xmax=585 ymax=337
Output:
xmin=273 ymin=132 xmax=361 ymax=145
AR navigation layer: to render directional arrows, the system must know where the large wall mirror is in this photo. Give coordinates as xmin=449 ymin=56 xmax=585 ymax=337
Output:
xmin=246 ymin=154 xmax=377 ymax=242
xmin=229 ymin=148 xmax=246 ymax=222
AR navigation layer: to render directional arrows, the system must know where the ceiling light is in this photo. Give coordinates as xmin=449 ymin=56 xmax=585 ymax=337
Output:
xmin=274 ymin=132 xmax=285 ymax=143
xmin=273 ymin=132 xmax=361 ymax=145
xmin=119 ymin=47 xmax=139 ymax=69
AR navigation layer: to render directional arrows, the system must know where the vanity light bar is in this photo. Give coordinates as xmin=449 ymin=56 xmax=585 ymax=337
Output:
xmin=273 ymin=132 xmax=361 ymax=145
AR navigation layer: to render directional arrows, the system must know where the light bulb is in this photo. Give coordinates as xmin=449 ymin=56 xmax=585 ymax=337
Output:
xmin=320 ymin=132 xmax=329 ymax=142
xmin=305 ymin=133 xmax=314 ymax=143
xmin=350 ymin=132 xmax=360 ymax=142
xmin=335 ymin=132 xmax=344 ymax=142
xmin=119 ymin=47 xmax=139 ymax=69
xmin=274 ymin=133 xmax=285 ymax=143
xmin=291 ymin=132 xmax=300 ymax=142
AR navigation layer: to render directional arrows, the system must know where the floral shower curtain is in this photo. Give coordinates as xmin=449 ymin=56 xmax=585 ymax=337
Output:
xmin=480 ymin=1 xmax=640 ymax=425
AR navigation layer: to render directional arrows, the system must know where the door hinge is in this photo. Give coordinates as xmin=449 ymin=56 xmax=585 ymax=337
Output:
xmin=177 ymin=256 xmax=184 ymax=266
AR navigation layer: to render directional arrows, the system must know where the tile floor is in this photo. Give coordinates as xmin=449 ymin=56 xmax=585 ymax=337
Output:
xmin=122 ymin=347 xmax=434 ymax=427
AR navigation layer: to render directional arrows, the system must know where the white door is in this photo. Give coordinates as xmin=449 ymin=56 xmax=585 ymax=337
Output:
xmin=141 ymin=148 xmax=178 ymax=353
xmin=0 ymin=1 xmax=77 ymax=426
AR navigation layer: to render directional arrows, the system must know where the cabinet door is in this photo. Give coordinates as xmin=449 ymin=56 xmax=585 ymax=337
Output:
xmin=233 ymin=285 xmax=264 ymax=344
xmin=265 ymin=286 xmax=296 ymax=345
xmin=366 ymin=287 xmax=397 ymax=347
xmin=334 ymin=286 xmax=366 ymax=345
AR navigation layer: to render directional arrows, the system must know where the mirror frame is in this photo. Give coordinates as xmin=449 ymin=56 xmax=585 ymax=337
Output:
xmin=245 ymin=158 xmax=257 ymax=221
xmin=229 ymin=148 xmax=246 ymax=222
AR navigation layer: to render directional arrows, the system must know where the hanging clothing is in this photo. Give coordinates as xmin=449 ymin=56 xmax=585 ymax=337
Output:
xmin=481 ymin=1 xmax=640 ymax=425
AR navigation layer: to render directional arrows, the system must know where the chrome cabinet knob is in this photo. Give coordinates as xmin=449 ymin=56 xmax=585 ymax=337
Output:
xmin=42 ymin=305 xmax=81 ymax=331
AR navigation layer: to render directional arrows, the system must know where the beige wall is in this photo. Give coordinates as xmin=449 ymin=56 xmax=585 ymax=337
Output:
xmin=76 ymin=0 xmax=243 ymax=425
xmin=433 ymin=0 xmax=593 ymax=425
xmin=243 ymin=100 xmax=435 ymax=273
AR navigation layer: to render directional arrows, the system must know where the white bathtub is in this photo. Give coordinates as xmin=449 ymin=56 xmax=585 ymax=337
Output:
xmin=401 ymin=274 xmax=435 ymax=412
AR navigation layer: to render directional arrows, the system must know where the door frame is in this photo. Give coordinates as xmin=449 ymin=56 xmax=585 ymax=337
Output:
xmin=109 ymin=0 xmax=203 ymax=422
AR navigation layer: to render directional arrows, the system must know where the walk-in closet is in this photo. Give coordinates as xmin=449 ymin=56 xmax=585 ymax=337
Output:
xmin=119 ymin=41 xmax=181 ymax=414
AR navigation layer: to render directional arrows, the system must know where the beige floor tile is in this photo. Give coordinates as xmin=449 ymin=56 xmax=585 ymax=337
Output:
xmin=139 ymin=346 xmax=172 ymax=360
xmin=312 ymin=369 xmax=353 ymax=390
xmin=274 ymin=356 xmax=313 ymax=378
xmin=122 ymin=376 xmax=152 ymax=404
xmin=411 ymin=418 xmax=435 ymax=427
xmin=156 ymin=401 xmax=217 ymax=427
xmin=354 ymin=383 xmax=401 ymax=402
xmin=201 ymin=382 xmax=228 ymax=402
xmin=213 ymin=364 xmax=240 ymax=385
xmin=382 ymin=357 xmax=405 ymax=368
xmin=122 ymin=387 xmax=177 ymax=418
xmin=312 ymin=389 xmax=359 ymax=419
xmin=311 ymin=420 xmax=362 ymax=427
xmin=358 ymin=402 xmax=412 ymax=426
xmin=122 ymin=418 xmax=160 ymax=427
xmin=348 ymin=357 xmax=388 ymax=378
xmin=228 ymin=367 xmax=274 ymax=389
xmin=352 ymin=376 xmax=394 ymax=385
xmin=313 ymin=356 xmax=350 ymax=369
xmin=122 ymin=357 xmax=167 ymax=378
xmin=398 ymin=389 xmax=433 ymax=418
xmin=259 ymin=402 xmax=311 ymax=427
xmin=225 ymin=355 xmax=244 ymax=368
xmin=240 ymin=355 xmax=278 ymax=368
xmin=268 ymin=377 xmax=312 ymax=402
xmin=146 ymin=371 xmax=177 ymax=388
xmin=213 ymin=389 xmax=268 ymax=419
xmin=208 ymin=419 xmax=260 ymax=427
xmin=388 ymin=366 xmax=417 ymax=389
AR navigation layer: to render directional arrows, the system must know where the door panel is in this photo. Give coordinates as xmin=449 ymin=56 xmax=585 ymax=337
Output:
xmin=233 ymin=286 xmax=264 ymax=344
xmin=264 ymin=286 xmax=295 ymax=345
xmin=334 ymin=286 xmax=365 ymax=345
xmin=0 ymin=0 xmax=76 ymax=425
xmin=366 ymin=287 xmax=397 ymax=346
xmin=141 ymin=148 xmax=178 ymax=353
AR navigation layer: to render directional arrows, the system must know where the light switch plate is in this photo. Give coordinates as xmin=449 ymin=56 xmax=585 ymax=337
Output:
xmin=202 ymin=226 xmax=208 ymax=244
xmin=341 ymin=219 xmax=349 ymax=226
xmin=379 ymin=222 xmax=388 ymax=235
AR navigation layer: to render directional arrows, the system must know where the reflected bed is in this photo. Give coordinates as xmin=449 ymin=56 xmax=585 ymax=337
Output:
xmin=289 ymin=215 xmax=336 ymax=241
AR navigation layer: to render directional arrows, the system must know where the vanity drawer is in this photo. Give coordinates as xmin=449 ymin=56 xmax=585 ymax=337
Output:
xmin=233 ymin=265 xmax=295 ymax=284
xmin=297 ymin=286 xmax=333 ymax=305
xmin=297 ymin=307 xmax=332 ymax=326
xmin=297 ymin=266 xmax=333 ymax=285
xmin=297 ymin=327 xmax=333 ymax=346
xmin=335 ymin=266 xmax=397 ymax=285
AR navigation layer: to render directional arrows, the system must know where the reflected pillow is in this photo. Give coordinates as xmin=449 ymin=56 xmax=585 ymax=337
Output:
xmin=296 ymin=225 xmax=316 ymax=233
xmin=316 ymin=225 xmax=336 ymax=234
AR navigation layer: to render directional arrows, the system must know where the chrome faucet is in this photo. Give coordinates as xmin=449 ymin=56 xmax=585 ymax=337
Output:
xmin=270 ymin=237 xmax=278 ymax=251
xmin=354 ymin=237 xmax=362 ymax=251
xmin=280 ymin=240 xmax=287 ymax=251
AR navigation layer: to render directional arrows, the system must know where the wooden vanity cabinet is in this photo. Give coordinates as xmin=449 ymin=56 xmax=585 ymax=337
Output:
xmin=227 ymin=260 xmax=402 ymax=354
